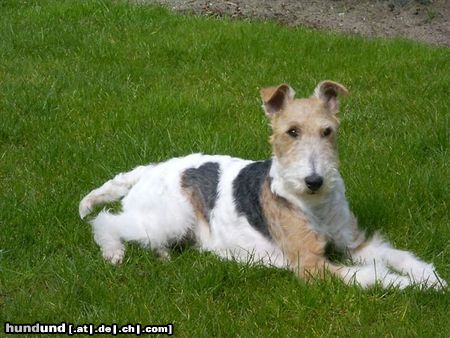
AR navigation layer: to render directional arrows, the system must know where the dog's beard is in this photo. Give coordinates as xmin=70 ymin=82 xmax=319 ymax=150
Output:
xmin=279 ymin=164 xmax=339 ymax=197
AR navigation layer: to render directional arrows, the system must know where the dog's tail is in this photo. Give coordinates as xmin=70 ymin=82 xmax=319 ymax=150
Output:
xmin=79 ymin=165 xmax=148 ymax=219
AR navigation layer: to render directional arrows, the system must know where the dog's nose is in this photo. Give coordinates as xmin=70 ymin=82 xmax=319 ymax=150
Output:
xmin=305 ymin=174 xmax=323 ymax=192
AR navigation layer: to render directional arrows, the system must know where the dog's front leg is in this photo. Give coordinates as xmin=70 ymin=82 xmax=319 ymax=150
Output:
xmin=281 ymin=231 xmax=411 ymax=289
xmin=284 ymin=239 xmax=407 ymax=288
xmin=351 ymin=233 xmax=447 ymax=289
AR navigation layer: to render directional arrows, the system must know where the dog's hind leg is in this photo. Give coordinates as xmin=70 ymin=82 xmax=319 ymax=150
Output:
xmin=90 ymin=210 xmax=147 ymax=264
xmin=91 ymin=209 xmax=165 ymax=264
xmin=79 ymin=165 xmax=148 ymax=219
xmin=91 ymin=205 xmax=191 ymax=264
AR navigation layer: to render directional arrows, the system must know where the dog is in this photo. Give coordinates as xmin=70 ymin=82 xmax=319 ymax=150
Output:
xmin=79 ymin=80 xmax=446 ymax=289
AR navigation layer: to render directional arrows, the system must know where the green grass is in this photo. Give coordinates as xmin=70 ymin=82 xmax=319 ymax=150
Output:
xmin=1 ymin=0 xmax=449 ymax=336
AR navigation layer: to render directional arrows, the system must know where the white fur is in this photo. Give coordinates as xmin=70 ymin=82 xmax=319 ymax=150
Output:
xmin=79 ymin=153 xmax=446 ymax=290
xmin=80 ymin=80 xmax=446 ymax=290
xmin=80 ymin=154 xmax=285 ymax=267
xmin=352 ymin=234 xmax=446 ymax=288
xmin=270 ymin=156 xmax=359 ymax=253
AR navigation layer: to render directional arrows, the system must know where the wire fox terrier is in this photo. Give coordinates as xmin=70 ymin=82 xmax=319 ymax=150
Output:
xmin=80 ymin=81 xmax=446 ymax=289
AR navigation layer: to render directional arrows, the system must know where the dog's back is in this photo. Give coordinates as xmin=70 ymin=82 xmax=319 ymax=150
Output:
xmin=79 ymin=81 xmax=446 ymax=289
xmin=80 ymin=153 xmax=285 ymax=265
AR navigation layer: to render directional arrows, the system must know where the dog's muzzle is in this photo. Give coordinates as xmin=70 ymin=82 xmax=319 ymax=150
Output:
xmin=304 ymin=174 xmax=324 ymax=192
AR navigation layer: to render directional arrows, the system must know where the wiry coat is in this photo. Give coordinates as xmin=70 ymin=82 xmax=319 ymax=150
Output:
xmin=80 ymin=81 xmax=446 ymax=289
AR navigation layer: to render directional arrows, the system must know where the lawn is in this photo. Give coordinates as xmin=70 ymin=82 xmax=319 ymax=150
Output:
xmin=0 ymin=0 xmax=449 ymax=336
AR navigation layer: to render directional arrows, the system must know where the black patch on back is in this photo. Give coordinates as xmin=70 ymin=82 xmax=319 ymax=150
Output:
xmin=232 ymin=160 xmax=273 ymax=239
xmin=181 ymin=162 xmax=220 ymax=222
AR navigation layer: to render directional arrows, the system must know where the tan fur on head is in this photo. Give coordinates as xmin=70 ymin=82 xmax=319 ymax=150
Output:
xmin=259 ymin=81 xmax=347 ymax=169
xmin=269 ymin=98 xmax=340 ymax=162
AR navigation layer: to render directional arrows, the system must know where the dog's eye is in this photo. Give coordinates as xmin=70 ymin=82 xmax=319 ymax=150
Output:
xmin=322 ymin=127 xmax=333 ymax=137
xmin=287 ymin=128 xmax=299 ymax=138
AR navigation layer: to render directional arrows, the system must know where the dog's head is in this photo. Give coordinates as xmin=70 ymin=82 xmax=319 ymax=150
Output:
xmin=261 ymin=81 xmax=348 ymax=197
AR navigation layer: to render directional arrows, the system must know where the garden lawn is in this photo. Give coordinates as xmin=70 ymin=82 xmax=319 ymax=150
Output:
xmin=0 ymin=0 xmax=449 ymax=336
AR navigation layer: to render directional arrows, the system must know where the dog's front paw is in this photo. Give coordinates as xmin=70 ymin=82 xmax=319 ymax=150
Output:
xmin=102 ymin=246 xmax=125 ymax=265
xmin=79 ymin=196 xmax=94 ymax=219
xmin=381 ymin=273 xmax=412 ymax=289
xmin=345 ymin=264 xmax=414 ymax=289
xmin=155 ymin=247 xmax=171 ymax=261
xmin=408 ymin=266 xmax=448 ymax=290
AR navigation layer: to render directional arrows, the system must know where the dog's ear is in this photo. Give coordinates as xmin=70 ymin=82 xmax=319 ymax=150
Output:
xmin=260 ymin=84 xmax=295 ymax=117
xmin=313 ymin=80 xmax=349 ymax=114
